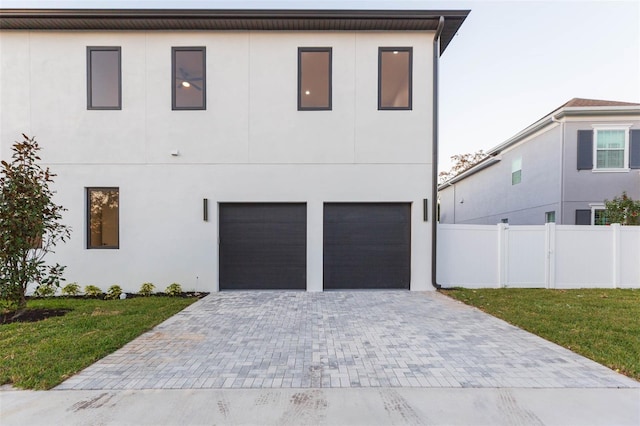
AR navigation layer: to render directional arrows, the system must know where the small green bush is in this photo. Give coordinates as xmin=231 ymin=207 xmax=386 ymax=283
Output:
xmin=84 ymin=285 xmax=102 ymax=297
xmin=34 ymin=283 xmax=57 ymax=297
xmin=61 ymin=282 xmax=81 ymax=296
xmin=139 ymin=282 xmax=156 ymax=297
xmin=165 ymin=283 xmax=182 ymax=297
xmin=105 ymin=285 xmax=123 ymax=300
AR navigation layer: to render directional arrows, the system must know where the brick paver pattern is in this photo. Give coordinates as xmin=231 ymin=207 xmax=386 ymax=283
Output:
xmin=57 ymin=291 xmax=639 ymax=390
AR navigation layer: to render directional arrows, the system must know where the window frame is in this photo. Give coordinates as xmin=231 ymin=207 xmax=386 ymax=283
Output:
xmin=545 ymin=211 xmax=556 ymax=223
xmin=592 ymin=125 xmax=630 ymax=171
xmin=297 ymin=47 xmax=332 ymax=111
xmin=378 ymin=47 xmax=413 ymax=111
xmin=590 ymin=204 xmax=609 ymax=226
xmin=172 ymin=46 xmax=206 ymax=111
xmin=511 ymin=157 xmax=522 ymax=185
xmin=86 ymin=187 xmax=120 ymax=250
xmin=86 ymin=46 xmax=122 ymax=110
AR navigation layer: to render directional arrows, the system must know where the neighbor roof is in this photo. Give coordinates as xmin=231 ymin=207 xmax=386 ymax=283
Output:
xmin=439 ymin=98 xmax=640 ymax=188
xmin=0 ymin=8 xmax=469 ymax=55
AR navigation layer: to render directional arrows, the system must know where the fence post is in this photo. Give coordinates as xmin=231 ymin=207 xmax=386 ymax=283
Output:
xmin=544 ymin=223 xmax=556 ymax=289
xmin=612 ymin=223 xmax=621 ymax=289
xmin=497 ymin=223 xmax=508 ymax=288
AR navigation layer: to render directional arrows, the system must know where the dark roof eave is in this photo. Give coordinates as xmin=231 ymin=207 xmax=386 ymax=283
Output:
xmin=0 ymin=8 xmax=470 ymax=54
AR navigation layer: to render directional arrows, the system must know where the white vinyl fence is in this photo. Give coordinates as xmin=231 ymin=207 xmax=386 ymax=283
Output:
xmin=436 ymin=223 xmax=640 ymax=289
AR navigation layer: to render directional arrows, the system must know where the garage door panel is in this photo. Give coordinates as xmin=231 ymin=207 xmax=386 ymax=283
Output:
xmin=219 ymin=203 xmax=306 ymax=290
xmin=323 ymin=203 xmax=410 ymax=290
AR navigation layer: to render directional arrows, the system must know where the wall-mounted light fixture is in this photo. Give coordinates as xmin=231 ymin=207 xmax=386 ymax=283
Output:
xmin=170 ymin=149 xmax=180 ymax=157
xmin=203 ymin=198 xmax=208 ymax=222
xmin=423 ymin=198 xmax=428 ymax=222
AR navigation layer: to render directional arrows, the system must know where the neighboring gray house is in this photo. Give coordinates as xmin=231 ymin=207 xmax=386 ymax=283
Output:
xmin=438 ymin=98 xmax=640 ymax=225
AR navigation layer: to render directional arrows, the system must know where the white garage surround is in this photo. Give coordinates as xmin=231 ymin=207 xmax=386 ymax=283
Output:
xmin=45 ymin=163 xmax=433 ymax=293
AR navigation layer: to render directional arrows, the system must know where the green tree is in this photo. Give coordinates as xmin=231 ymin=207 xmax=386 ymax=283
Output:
xmin=0 ymin=134 xmax=71 ymax=311
xmin=604 ymin=192 xmax=640 ymax=226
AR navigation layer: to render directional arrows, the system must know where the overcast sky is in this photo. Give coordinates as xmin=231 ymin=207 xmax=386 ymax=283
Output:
xmin=3 ymin=0 xmax=639 ymax=171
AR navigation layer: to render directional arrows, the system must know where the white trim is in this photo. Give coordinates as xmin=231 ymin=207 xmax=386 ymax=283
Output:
xmin=591 ymin=125 xmax=631 ymax=170
xmin=589 ymin=203 xmax=606 ymax=226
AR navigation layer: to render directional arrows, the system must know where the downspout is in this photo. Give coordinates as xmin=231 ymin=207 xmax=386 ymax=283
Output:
xmin=551 ymin=115 xmax=564 ymax=224
xmin=431 ymin=16 xmax=445 ymax=289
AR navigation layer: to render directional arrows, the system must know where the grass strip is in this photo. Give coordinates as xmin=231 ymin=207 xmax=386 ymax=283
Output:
xmin=441 ymin=288 xmax=640 ymax=381
xmin=1 ymin=297 xmax=196 ymax=389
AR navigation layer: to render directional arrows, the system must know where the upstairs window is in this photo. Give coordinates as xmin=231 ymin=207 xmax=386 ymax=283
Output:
xmin=577 ymin=127 xmax=639 ymax=171
xmin=595 ymin=129 xmax=626 ymax=169
xmin=87 ymin=188 xmax=119 ymax=249
xmin=298 ymin=48 xmax=332 ymax=110
xmin=172 ymin=47 xmax=206 ymax=110
xmin=378 ymin=47 xmax=412 ymax=110
xmin=511 ymin=158 xmax=522 ymax=185
xmin=87 ymin=47 xmax=121 ymax=109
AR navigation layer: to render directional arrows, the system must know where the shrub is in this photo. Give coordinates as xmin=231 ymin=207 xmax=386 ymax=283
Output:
xmin=138 ymin=282 xmax=155 ymax=297
xmin=34 ymin=282 xmax=57 ymax=297
xmin=605 ymin=192 xmax=640 ymax=226
xmin=84 ymin=285 xmax=102 ymax=297
xmin=165 ymin=283 xmax=182 ymax=297
xmin=105 ymin=285 xmax=123 ymax=300
xmin=61 ymin=282 xmax=81 ymax=296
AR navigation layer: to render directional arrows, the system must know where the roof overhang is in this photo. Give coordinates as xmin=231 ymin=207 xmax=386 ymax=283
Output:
xmin=0 ymin=8 xmax=469 ymax=54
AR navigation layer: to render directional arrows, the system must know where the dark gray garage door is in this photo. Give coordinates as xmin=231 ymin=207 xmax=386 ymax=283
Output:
xmin=324 ymin=203 xmax=410 ymax=290
xmin=219 ymin=203 xmax=306 ymax=290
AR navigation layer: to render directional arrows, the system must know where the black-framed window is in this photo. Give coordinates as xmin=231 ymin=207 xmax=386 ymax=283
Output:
xmin=298 ymin=47 xmax=332 ymax=110
xmin=172 ymin=47 xmax=206 ymax=110
xmin=378 ymin=47 xmax=412 ymax=110
xmin=87 ymin=47 xmax=121 ymax=110
xmin=87 ymin=187 xmax=119 ymax=249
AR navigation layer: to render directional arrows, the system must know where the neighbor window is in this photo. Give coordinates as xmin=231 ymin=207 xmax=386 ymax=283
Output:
xmin=511 ymin=158 xmax=522 ymax=185
xmin=545 ymin=211 xmax=556 ymax=223
xmin=378 ymin=47 xmax=412 ymax=110
xmin=172 ymin=47 xmax=206 ymax=110
xmin=87 ymin=47 xmax=121 ymax=109
xmin=595 ymin=128 xmax=627 ymax=169
xmin=298 ymin=48 xmax=332 ymax=110
xmin=87 ymin=188 xmax=119 ymax=249
xmin=592 ymin=206 xmax=609 ymax=226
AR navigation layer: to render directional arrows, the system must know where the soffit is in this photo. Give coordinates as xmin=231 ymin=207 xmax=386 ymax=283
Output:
xmin=0 ymin=9 xmax=469 ymax=54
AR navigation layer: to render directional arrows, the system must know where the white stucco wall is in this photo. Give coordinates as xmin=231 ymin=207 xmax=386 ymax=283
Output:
xmin=0 ymin=30 xmax=436 ymax=292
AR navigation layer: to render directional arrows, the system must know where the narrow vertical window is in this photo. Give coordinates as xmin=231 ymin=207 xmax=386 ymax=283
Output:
xmin=87 ymin=188 xmax=119 ymax=249
xmin=298 ymin=47 xmax=332 ymax=110
xmin=87 ymin=47 xmax=121 ymax=109
xmin=511 ymin=158 xmax=522 ymax=185
xmin=172 ymin=47 xmax=206 ymax=110
xmin=378 ymin=47 xmax=412 ymax=110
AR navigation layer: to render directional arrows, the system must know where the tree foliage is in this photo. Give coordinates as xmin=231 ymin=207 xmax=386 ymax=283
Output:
xmin=439 ymin=150 xmax=488 ymax=184
xmin=0 ymin=134 xmax=71 ymax=310
xmin=604 ymin=192 xmax=640 ymax=226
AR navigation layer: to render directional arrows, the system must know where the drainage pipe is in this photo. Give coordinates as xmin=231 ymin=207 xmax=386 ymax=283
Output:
xmin=431 ymin=16 xmax=445 ymax=289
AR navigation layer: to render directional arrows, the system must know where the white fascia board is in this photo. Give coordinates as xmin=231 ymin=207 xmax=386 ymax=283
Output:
xmin=437 ymin=155 xmax=502 ymax=190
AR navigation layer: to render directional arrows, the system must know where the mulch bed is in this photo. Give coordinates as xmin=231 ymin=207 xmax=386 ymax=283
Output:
xmin=1 ymin=308 xmax=71 ymax=325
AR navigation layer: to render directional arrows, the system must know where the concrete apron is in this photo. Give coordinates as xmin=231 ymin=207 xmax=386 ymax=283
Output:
xmin=2 ymin=387 xmax=639 ymax=425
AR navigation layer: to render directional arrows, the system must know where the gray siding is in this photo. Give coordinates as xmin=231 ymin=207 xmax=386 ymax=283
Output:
xmin=439 ymin=125 xmax=562 ymax=225
xmin=562 ymin=120 xmax=640 ymax=224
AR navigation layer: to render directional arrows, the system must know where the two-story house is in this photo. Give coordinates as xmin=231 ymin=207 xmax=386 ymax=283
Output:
xmin=0 ymin=7 xmax=468 ymax=292
xmin=439 ymin=98 xmax=640 ymax=225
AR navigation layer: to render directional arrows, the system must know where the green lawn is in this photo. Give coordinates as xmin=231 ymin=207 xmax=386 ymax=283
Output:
xmin=441 ymin=288 xmax=640 ymax=381
xmin=1 ymin=297 xmax=197 ymax=389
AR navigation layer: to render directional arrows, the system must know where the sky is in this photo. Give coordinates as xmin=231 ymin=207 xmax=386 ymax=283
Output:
xmin=3 ymin=0 xmax=639 ymax=171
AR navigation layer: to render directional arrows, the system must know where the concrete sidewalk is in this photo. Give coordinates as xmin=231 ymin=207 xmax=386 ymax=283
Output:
xmin=2 ymin=387 xmax=639 ymax=425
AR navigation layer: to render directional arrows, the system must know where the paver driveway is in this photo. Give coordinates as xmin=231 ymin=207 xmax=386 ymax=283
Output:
xmin=57 ymin=291 xmax=638 ymax=390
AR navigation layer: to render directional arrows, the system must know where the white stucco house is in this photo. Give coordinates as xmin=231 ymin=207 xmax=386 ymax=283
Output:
xmin=439 ymin=98 xmax=640 ymax=226
xmin=0 ymin=6 xmax=468 ymax=292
